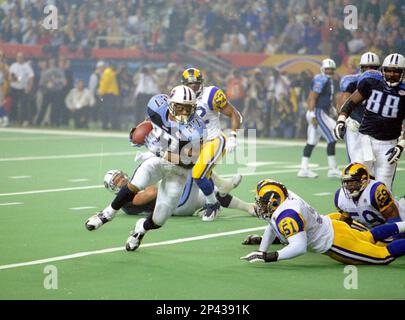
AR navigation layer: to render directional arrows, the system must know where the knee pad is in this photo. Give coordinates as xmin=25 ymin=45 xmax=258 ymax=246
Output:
xmin=327 ymin=142 xmax=336 ymax=156
xmin=303 ymin=144 xmax=315 ymax=157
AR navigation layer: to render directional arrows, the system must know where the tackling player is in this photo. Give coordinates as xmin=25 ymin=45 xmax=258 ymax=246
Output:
xmin=241 ymin=179 xmax=405 ymax=265
xmin=334 ymin=162 xmax=405 ymax=230
xmin=298 ymin=59 xmax=341 ymax=179
xmin=334 ymin=53 xmax=405 ymax=190
xmin=85 ymin=85 xmax=206 ymax=252
xmin=181 ymin=68 xmax=242 ymax=221
xmin=102 ymin=169 xmax=255 ymax=217
xmin=338 ymin=52 xmax=381 ymax=163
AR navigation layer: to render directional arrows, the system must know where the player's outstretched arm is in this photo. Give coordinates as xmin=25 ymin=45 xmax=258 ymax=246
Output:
xmin=220 ymin=101 xmax=242 ymax=153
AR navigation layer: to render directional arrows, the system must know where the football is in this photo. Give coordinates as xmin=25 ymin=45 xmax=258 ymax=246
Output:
xmin=131 ymin=120 xmax=153 ymax=145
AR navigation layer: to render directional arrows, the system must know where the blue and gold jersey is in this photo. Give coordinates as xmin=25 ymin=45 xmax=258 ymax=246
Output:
xmin=340 ymin=73 xmax=363 ymax=123
xmin=357 ymin=70 xmax=405 ymax=140
xmin=334 ymin=179 xmax=395 ymax=228
xmin=311 ymin=74 xmax=335 ymax=112
xmin=268 ymin=195 xmax=334 ymax=253
xmin=196 ymin=86 xmax=228 ymax=140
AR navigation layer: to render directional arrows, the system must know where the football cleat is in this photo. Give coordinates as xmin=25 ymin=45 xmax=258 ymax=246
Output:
xmin=202 ymin=202 xmax=221 ymax=221
xmin=85 ymin=212 xmax=110 ymax=231
xmin=125 ymin=218 xmax=146 ymax=251
xmin=328 ymin=168 xmax=342 ymax=178
xmin=297 ymin=169 xmax=318 ymax=179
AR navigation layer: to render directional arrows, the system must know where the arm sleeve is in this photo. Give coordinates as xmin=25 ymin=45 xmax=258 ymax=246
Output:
xmin=276 ymin=232 xmax=307 ymax=260
xmin=259 ymin=224 xmax=276 ymax=252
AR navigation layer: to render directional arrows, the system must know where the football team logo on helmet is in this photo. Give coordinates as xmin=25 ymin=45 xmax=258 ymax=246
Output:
xmin=181 ymin=68 xmax=204 ymax=96
xmin=255 ymin=179 xmax=289 ymax=219
xmin=341 ymin=163 xmax=370 ymax=198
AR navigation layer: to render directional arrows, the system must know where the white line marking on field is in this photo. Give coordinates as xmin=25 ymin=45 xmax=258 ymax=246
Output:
xmin=0 ymin=152 xmax=134 ymax=162
xmin=0 ymin=226 xmax=266 ymax=270
xmin=69 ymin=179 xmax=90 ymax=182
xmin=70 ymin=206 xmax=97 ymax=211
xmin=0 ymin=167 xmax=333 ymax=197
xmin=245 ymin=161 xmax=295 ymax=167
xmin=9 ymin=175 xmax=31 ymax=179
xmin=0 ymin=202 xmax=23 ymax=206
xmin=0 ymin=185 xmax=103 ymax=197
xmin=314 ymin=192 xmax=332 ymax=196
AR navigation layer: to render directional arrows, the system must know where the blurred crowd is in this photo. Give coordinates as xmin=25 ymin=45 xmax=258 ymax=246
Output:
xmin=1 ymin=0 xmax=404 ymax=61
xmin=0 ymin=49 xmax=320 ymax=138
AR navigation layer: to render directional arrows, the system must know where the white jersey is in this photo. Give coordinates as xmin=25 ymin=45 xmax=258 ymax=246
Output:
xmin=196 ymin=85 xmax=228 ymax=141
xmin=335 ymin=179 xmax=400 ymax=229
xmin=265 ymin=195 xmax=334 ymax=254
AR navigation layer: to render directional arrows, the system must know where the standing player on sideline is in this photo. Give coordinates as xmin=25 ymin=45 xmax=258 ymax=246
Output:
xmin=297 ymin=59 xmax=341 ymax=179
xmin=85 ymin=85 xmax=206 ymax=252
xmin=338 ymin=52 xmax=381 ymax=163
xmin=102 ymin=169 xmax=255 ymax=217
xmin=334 ymin=53 xmax=405 ymax=190
xmin=181 ymin=68 xmax=243 ymax=221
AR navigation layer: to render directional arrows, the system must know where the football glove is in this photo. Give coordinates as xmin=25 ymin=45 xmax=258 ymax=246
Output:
xmin=334 ymin=115 xmax=347 ymax=140
xmin=240 ymin=251 xmax=278 ymax=263
xmin=242 ymin=234 xmax=262 ymax=245
xmin=226 ymin=131 xmax=237 ymax=153
xmin=386 ymin=140 xmax=405 ymax=165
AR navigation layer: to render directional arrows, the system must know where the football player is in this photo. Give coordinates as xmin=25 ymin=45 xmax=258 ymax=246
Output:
xmin=241 ymin=179 xmax=405 ymax=265
xmin=334 ymin=162 xmax=405 ymax=231
xmin=334 ymin=53 xmax=405 ymax=190
xmin=85 ymin=85 xmax=206 ymax=252
xmin=102 ymin=169 xmax=255 ymax=216
xmin=338 ymin=52 xmax=381 ymax=163
xmin=181 ymin=68 xmax=243 ymax=221
xmin=298 ymin=59 xmax=341 ymax=179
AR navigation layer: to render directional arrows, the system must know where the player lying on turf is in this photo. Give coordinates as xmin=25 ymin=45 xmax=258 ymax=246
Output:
xmin=334 ymin=162 xmax=405 ymax=233
xmin=101 ymin=169 xmax=255 ymax=217
xmin=240 ymin=179 xmax=405 ymax=265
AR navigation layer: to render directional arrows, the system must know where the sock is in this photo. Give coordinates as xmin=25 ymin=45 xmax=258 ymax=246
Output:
xmin=111 ymin=184 xmax=136 ymax=211
xmin=229 ymin=196 xmax=254 ymax=214
xmin=327 ymin=156 xmax=337 ymax=169
xmin=195 ymin=178 xmax=217 ymax=204
xmin=387 ymin=239 xmax=405 ymax=257
xmin=143 ymin=215 xmax=161 ymax=231
xmin=370 ymin=223 xmax=400 ymax=241
xmin=327 ymin=142 xmax=336 ymax=156
xmin=103 ymin=205 xmax=117 ymax=220
xmin=211 ymin=172 xmax=233 ymax=194
xmin=215 ymin=192 xmax=233 ymax=207
xmin=301 ymin=157 xmax=310 ymax=170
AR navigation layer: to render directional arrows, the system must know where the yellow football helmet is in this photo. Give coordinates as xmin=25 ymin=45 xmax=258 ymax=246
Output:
xmin=341 ymin=163 xmax=370 ymax=198
xmin=255 ymin=179 xmax=289 ymax=219
xmin=181 ymin=67 xmax=204 ymax=97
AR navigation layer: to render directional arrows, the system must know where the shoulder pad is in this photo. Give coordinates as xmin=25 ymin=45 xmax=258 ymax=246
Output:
xmin=340 ymin=74 xmax=359 ymax=92
xmin=359 ymin=70 xmax=383 ymax=83
xmin=207 ymin=86 xmax=227 ymax=111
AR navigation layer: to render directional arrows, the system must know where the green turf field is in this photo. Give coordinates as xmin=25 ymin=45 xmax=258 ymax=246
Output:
xmin=0 ymin=128 xmax=404 ymax=300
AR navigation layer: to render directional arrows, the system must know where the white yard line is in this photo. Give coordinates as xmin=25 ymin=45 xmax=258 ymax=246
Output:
xmin=0 ymin=226 xmax=266 ymax=270
xmin=69 ymin=179 xmax=90 ymax=182
xmin=0 ymin=202 xmax=23 ymax=206
xmin=9 ymin=175 xmax=31 ymax=179
xmin=0 ymin=167 xmax=332 ymax=197
xmin=314 ymin=192 xmax=333 ymax=196
xmin=69 ymin=206 xmax=97 ymax=210
xmin=0 ymin=152 xmax=134 ymax=162
xmin=0 ymin=185 xmax=103 ymax=197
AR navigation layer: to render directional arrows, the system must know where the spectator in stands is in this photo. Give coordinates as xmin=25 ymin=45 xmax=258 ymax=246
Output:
xmin=65 ymin=79 xmax=95 ymax=129
xmin=88 ymin=60 xmax=104 ymax=125
xmin=0 ymin=50 xmax=9 ymax=127
xmin=8 ymin=52 xmax=34 ymax=126
xmin=98 ymin=61 xmax=120 ymax=130
xmin=35 ymin=58 xmax=66 ymax=127
xmin=59 ymin=58 xmax=74 ymax=127
xmin=226 ymin=70 xmax=247 ymax=115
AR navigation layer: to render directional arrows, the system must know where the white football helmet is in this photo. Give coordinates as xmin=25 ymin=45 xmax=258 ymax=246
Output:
xmin=320 ymin=58 xmax=336 ymax=77
xmin=168 ymin=85 xmax=197 ymax=124
xmin=382 ymin=53 xmax=405 ymax=87
xmin=359 ymin=51 xmax=380 ymax=67
xmin=104 ymin=170 xmax=128 ymax=193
